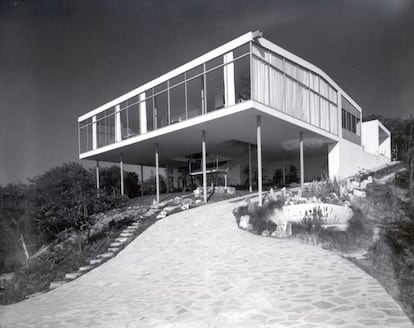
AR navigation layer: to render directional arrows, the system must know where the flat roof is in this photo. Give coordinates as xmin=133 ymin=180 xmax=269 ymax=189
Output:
xmin=78 ymin=31 xmax=362 ymax=122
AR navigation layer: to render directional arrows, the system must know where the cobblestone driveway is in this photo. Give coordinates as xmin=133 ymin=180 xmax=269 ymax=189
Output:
xmin=0 ymin=197 xmax=412 ymax=327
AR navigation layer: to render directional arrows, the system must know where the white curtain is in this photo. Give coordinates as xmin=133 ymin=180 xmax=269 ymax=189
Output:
xmin=252 ymin=57 xmax=269 ymax=104
xmin=285 ymin=77 xmax=296 ymax=115
xmin=320 ymin=98 xmax=329 ymax=130
xmin=320 ymin=78 xmax=329 ymax=99
xmin=310 ymin=92 xmax=320 ymax=126
xmin=329 ymin=104 xmax=338 ymax=135
xmin=269 ymin=68 xmax=284 ymax=111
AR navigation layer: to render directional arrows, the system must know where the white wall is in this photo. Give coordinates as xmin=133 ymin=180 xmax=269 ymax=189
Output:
xmin=361 ymin=120 xmax=379 ymax=156
xmin=336 ymin=139 xmax=390 ymax=178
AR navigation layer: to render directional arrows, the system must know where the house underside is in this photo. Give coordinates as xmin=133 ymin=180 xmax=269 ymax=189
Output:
xmin=78 ymin=31 xmax=391 ymax=204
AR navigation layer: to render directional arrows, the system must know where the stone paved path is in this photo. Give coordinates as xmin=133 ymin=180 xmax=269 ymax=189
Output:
xmin=0 ymin=197 xmax=412 ymax=327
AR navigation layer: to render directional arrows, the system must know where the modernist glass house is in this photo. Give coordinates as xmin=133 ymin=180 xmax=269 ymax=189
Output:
xmin=78 ymin=31 xmax=391 ymax=204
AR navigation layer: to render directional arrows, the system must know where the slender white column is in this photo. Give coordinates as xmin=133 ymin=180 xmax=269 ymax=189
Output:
xmin=166 ymin=160 xmax=169 ymax=194
xmin=257 ymin=116 xmax=263 ymax=206
xmin=140 ymin=164 xmax=144 ymax=197
xmin=224 ymin=174 xmax=228 ymax=188
xmin=300 ymin=131 xmax=304 ymax=188
xmin=115 ymin=104 xmax=122 ymax=142
xmin=202 ymin=130 xmax=207 ymax=203
xmin=155 ymin=143 xmax=160 ymax=203
xmin=120 ymin=154 xmax=124 ymax=196
xmin=92 ymin=116 xmax=97 ymax=150
xmin=282 ymin=152 xmax=286 ymax=185
xmin=224 ymin=52 xmax=235 ymax=106
xmin=95 ymin=160 xmax=100 ymax=195
xmin=248 ymin=143 xmax=252 ymax=192
xmin=139 ymin=93 xmax=147 ymax=134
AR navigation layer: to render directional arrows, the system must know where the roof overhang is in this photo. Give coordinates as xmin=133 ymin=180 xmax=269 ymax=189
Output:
xmin=80 ymin=101 xmax=338 ymax=167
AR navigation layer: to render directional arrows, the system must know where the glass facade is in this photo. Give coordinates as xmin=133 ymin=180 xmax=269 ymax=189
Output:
xmin=79 ymin=40 xmax=342 ymax=155
xmin=251 ymin=44 xmax=339 ymax=135
xmin=341 ymin=96 xmax=361 ymax=144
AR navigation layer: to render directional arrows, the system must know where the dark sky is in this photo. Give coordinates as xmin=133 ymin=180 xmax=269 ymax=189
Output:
xmin=1 ymin=0 xmax=414 ymax=185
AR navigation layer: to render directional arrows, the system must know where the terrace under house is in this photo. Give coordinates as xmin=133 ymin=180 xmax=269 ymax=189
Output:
xmin=78 ymin=31 xmax=391 ymax=205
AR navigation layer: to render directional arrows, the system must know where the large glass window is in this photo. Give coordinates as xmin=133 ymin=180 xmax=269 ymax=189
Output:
xmin=96 ymin=108 xmax=115 ymax=148
xmin=169 ymin=84 xmax=186 ymax=123
xmin=145 ymin=91 xmax=154 ymax=132
xmin=154 ymin=90 xmax=168 ymax=128
xmin=79 ymin=118 xmax=92 ymax=153
xmin=234 ymin=55 xmax=251 ymax=103
xmin=186 ymin=76 xmax=204 ymax=118
xmin=206 ymin=66 xmax=225 ymax=112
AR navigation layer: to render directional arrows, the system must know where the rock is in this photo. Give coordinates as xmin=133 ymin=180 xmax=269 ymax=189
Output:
xmin=262 ymin=230 xmax=270 ymax=237
xmin=156 ymin=213 xmax=167 ymax=219
xmin=226 ymin=187 xmax=236 ymax=195
xmin=239 ymin=215 xmax=250 ymax=229
xmin=367 ymin=176 xmax=373 ymax=183
xmin=163 ymin=206 xmax=179 ymax=214
xmin=329 ymin=192 xmax=338 ymax=200
xmin=115 ymin=237 xmax=128 ymax=243
xmin=353 ymin=189 xmax=366 ymax=198
xmin=352 ymin=180 xmax=360 ymax=188
xmin=110 ymin=242 xmax=122 ymax=247
xmin=195 ymin=199 xmax=202 ymax=204
xmin=97 ymin=252 xmax=114 ymax=259
xmin=173 ymin=196 xmax=183 ymax=204
xmin=65 ymin=272 xmax=81 ymax=280
xmin=272 ymin=222 xmax=292 ymax=238
xmin=246 ymin=223 xmax=253 ymax=231
xmin=120 ymin=232 xmax=133 ymax=238
xmin=89 ymin=259 xmax=103 ymax=266
xmin=78 ymin=265 xmax=92 ymax=272
xmin=49 ymin=281 xmax=66 ymax=290
xmin=346 ymin=181 xmax=355 ymax=192
xmin=181 ymin=204 xmax=190 ymax=210
xmin=281 ymin=187 xmax=287 ymax=198
xmin=183 ymin=198 xmax=193 ymax=206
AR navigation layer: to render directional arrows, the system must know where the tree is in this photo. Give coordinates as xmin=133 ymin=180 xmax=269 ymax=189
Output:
xmin=29 ymin=162 xmax=96 ymax=240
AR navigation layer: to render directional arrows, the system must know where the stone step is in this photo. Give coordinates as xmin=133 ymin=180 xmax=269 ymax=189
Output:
xmin=124 ymin=227 xmax=136 ymax=232
xmin=120 ymin=232 xmax=133 ymax=238
xmin=110 ymin=242 xmax=122 ymax=247
xmin=65 ymin=272 xmax=81 ymax=280
xmin=97 ymin=252 xmax=114 ymax=259
xmin=49 ymin=281 xmax=67 ymax=290
xmin=89 ymin=258 xmax=103 ymax=266
xmin=78 ymin=265 xmax=93 ymax=272
xmin=115 ymin=237 xmax=128 ymax=243
xmin=108 ymin=247 xmax=120 ymax=252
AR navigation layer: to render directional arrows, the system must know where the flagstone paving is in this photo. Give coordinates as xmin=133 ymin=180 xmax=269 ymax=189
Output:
xmin=0 ymin=197 xmax=412 ymax=327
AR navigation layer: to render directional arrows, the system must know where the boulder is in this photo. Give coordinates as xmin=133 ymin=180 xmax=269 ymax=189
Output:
xmin=367 ymin=176 xmax=373 ymax=183
xmin=239 ymin=215 xmax=250 ymax=229
xmin=353 ymin=189 xmax=366 ymax=198
xmin=226 ymin=187 xmax=236 ymax=195
xmin=173 ymin=197 xmax=183 ymax=204
xmin=261 ymin=230 xmax=270 ymax=237
xmin=181 ymin=204 xmax=190 ymax=210
xmin=183 ymin=198 xmax=193 ymax=206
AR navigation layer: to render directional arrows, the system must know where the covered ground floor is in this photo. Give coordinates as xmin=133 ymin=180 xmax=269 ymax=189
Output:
xmin=84 ymin=101 xmax=390 ymax=205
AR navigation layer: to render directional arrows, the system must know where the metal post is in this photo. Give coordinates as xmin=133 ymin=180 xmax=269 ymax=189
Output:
xmin=300 ymin=131 xmax=304 ymax=188
xmin=95 ymin=160 xmax=100 ymax=196
xmin=140 ymin=164 xmax=144 ymax=197
xmin=248 ymin=143 xmax=252 ymax=192
xmin=257 ymin=116 xmax=263 ymax=206
xmin=166 ymin=160 xmax=169 ymax=194
xmin=282 ymin=152 xmax=286 ymax=185
xmin=202 ymin=130 xmax=207 ymax=203
xmin=120 ymin=154 xmax=124 ymax=196
xmin=155 ymin=143 xmax=160 ymax=203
